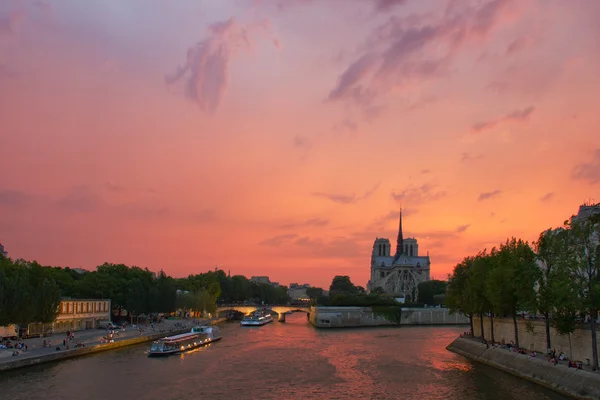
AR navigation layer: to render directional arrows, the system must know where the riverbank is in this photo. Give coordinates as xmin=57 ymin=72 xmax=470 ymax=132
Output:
xmin=0 ymin=317 xmax=226 ymax=372
xmin=446 ymin=336 xmax=600 ymax=400
xmin=309 ymin=306 xmax=469 ymax=328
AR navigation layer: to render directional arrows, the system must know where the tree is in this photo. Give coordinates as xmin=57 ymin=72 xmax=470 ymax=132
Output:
xmin=155 ymin=270 xmax=177 ymax=313
xmin=370 ymin=286 xmax=385 ymax=295
xmin=564 ymin=214 xmax=600 ymax=370
xmin=0 ymin=262 xmax=12 ymax=326
xmin=446 ymin=257 xmax=476 ymax=336
xmin=35 ymin=278 xmax=61 ymax=324
xmin=329 ymin=276 xmax=358 ymax=296
xmin=417 ymin=280 xmax=447 ymax=306
xmin=306 ymin=287 xmax=324 ymax=299
xmin=432 ymin=294 xmax=445 ymax=306
xmin=534 ymin=227 xmax=568 ymax=352
xmin=468 ymin=250 xmax=496 ymax=342
xmin=550 ymin=266 xmax=582 ymax=360
xmin=486 ymin=238 xmax=540 ymax=349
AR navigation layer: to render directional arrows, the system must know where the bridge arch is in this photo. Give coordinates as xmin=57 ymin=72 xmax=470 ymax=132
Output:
xmin=216 ymin=305 xmax=309 ymax=319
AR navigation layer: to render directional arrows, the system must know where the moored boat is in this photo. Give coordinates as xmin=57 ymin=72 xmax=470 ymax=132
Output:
xmin=240 ymin=310 xmax=274 ymax=326
xmin=148 ymin=325 xmax=221 ymax=357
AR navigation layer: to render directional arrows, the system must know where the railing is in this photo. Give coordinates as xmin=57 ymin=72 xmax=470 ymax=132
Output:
xmin=216 ymin=304 xmax=308 ymax=308
xmin=56 ymin=312 xmax=110 ymax=320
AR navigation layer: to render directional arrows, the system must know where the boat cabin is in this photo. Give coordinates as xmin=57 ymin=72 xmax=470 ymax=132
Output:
xmin=150 ymin=332 xmax=202 ymax=353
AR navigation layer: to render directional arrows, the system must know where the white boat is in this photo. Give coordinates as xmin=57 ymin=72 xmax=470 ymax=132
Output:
xmin=240 ymin=310 xmax=274 ymax=326
xmin=148 ymin=325 xmax=221 ymax=357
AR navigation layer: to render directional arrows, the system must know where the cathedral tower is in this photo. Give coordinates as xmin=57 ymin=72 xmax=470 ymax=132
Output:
xmin=393 ymin=207 xmax=404 ymax=262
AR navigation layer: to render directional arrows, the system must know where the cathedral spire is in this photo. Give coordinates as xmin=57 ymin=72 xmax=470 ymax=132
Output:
xmin=395 ymin=206 xmax=404 ymax=257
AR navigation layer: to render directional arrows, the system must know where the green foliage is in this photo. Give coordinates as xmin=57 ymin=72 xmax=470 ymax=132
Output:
xmin=0 ymin=258 xmax=60 ymax=326
xmin=417 ymin=280 xmax=447 ymax=305
xmin=370 ymin=286 xmax=386 ymax=295
xmin=525 ymin=320 xmax=535 ymax=334
xmin=467 ymin=250 xmax=496 ymax=316
xmin=550 ymin=267 xmax=581 ymax=337
xmin=446 ymin=257 xmax=476 ymax=318
xmin=176 ymin=289 xmax=215 ymax=314
xmin=563 ymin=215 xmax=600 ymax=311
xmin=486 ymin=238 xmax=540 ymax=316
xmin=329 ymin=275 xmax=359 ymax=296
xmin=372 ymin=306 xmax=403 ymax=324
xmin=306 ymin=287 xmax=324 ymax=299
xmin=0 ymin=255 xmax=291 ymax=325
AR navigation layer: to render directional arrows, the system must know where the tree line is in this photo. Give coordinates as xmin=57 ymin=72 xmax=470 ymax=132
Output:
xmin=0 ymin=253 xmax=290 ymax=327
xmin=445 ymin=213 xmax=600 ymax=370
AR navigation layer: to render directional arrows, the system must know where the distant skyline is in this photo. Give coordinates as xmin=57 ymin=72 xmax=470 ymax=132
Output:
xmin=1 ymin=0 xmax=599 ymax=289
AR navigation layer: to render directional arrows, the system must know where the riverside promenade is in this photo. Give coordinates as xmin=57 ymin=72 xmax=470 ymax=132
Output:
xmin=0 ymin=318 xmax=224 ymax=372
xmin=447 ymin=336 xmax=600 ymax=400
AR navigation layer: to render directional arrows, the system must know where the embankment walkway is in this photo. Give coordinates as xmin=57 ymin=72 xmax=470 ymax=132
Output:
xmin=0 ymin=318 xmax=224 ymax=372
xmin=447 ymin=336 xmax=600 ymax=400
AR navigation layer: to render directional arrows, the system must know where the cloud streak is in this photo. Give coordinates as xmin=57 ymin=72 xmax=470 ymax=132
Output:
xmin=471 ymin=106 xmax=535 ymax=133
xmin=572 ymin=149 xmax=600 ymax=184
xmin=327 ymin=0 xmax=518 ymax=118
xmin=391 ymin=183 xmax=446 ymax=204
xmin=312 ymin=182 xmax=381 ymax=204
xmin=165 ymin=17 xmax=277 ymax=113
xmin=478 ymin=190 xmax=502 ymax=201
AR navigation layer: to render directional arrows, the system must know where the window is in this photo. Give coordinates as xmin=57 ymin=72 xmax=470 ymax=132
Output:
xmin=380 ymin=271 xmax=385 ymax=278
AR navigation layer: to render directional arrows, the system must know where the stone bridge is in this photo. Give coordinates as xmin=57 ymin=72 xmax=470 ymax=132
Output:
xmin=216 ymin=305 xmax=310 ymax=322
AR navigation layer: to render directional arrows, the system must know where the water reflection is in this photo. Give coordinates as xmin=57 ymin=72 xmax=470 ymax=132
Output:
xmin=0 ymin=314 xmax=568 ymax=400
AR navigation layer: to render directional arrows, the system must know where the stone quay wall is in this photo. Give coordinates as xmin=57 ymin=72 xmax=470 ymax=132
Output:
xmin=447 ymin=337 xmax=600 ymax=400
xmin=309 ymin=306 xmax=469 ymax=328
xmin=0 ymin=317 xmax=226 ymax=372
xmin=473 ymin=316 xmax=600 ymax=364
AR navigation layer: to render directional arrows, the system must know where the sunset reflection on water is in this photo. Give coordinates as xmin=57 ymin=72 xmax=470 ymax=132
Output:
xmin=0 ymin=315 xmax=568 ymax=400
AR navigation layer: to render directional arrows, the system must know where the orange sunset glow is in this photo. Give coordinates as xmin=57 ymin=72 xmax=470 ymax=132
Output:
xmin=1 ymin=0 xmax=599 ymax=289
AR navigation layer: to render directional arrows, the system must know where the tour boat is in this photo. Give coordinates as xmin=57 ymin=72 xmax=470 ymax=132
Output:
xmin=148 ymin=326 xmax=221 ymax=357
xmin=240 ymin=310 xmax=274 ymax=326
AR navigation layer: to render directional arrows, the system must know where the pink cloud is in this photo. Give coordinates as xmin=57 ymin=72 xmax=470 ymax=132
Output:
xmin=165 ymin=17 xmax=277 ymax=113
xmin=471 ymin=105 xmax=535 ymax=133
xmin=0 ymin=9 xmax=24 ymax=36
xmin=572 ymin=149 xmax=600 ymax=185
xmin=327 ymin=0 xmax=519 ymax=118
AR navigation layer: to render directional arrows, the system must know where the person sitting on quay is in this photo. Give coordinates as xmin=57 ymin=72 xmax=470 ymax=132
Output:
xmin=529 ymin=351 xmax=536 ymax=358
xmin=568 ymin=360 xmax=583 ymax=370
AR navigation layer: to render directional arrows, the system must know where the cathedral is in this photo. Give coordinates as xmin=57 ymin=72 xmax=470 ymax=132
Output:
xmin=367 ymin=208 xmax=431 ymax=302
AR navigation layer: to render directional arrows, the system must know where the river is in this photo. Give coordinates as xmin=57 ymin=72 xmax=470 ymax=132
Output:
xmin=0 ymin=313 xmax=568 ymax=400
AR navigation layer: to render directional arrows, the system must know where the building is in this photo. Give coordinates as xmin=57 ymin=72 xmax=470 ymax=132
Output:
xmin=250 ymin=276 xmax=271 ymax=284
xmin=250 ymin=276 xmax=279 ymax=287
xmin=20 ymin=298 xmax=112 ymax=336
xmin=575 ymin=200 xmax=600 ymax=221
xmin=53 ymin=298 xmax=112 ymax=332
xmin=289 ymin=283 xmax=311 ymax=302
xmin=367 ymin=208 xmax=431 ymax=302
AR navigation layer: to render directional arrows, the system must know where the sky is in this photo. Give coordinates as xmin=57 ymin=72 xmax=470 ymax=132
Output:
xmin=1 ymin=0 xmax=599 ymax=289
